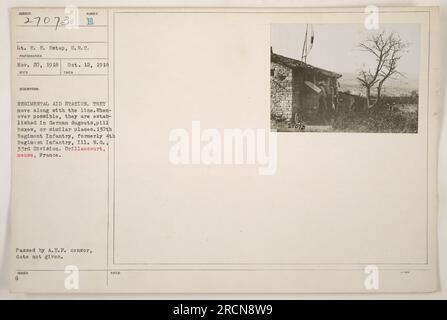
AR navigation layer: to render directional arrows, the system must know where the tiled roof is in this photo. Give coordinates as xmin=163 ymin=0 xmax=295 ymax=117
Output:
xmin=271 ymin=52 xmax=342 ymax=79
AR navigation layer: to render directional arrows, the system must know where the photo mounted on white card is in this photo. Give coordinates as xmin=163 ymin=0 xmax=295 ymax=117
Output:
xmin=9 ymin=7 xmax=439 ymax=293
xmin=270 ymin=23 xmax=420 ymax=133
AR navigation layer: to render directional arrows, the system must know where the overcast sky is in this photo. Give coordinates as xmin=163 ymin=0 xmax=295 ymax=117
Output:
xmin=271 ymin=23 xmax=420 ymax=77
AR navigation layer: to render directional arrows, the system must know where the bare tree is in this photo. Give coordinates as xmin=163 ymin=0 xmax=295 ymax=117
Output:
xmin=357 ymin=70 xmax=378 ymax=109
xmin=376 ymin=35 xmax=408 ymax=104
xmin=357 ymin=31 xmax=407 ymax=108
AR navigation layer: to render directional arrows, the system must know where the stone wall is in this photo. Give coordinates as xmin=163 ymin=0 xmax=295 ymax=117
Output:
xmin=270 ymin=62 xmax=293 ymax=122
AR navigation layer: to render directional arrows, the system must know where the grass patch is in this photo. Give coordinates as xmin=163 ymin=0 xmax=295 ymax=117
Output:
xmin=332 ymin=104 xmax=418 ymax=133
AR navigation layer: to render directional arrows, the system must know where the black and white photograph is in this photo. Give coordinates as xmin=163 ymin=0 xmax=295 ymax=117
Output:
xmin=1 ymin=3 xmax=445 ymax=301
xmin=271 ymin=23 xmax=420 ymax=133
